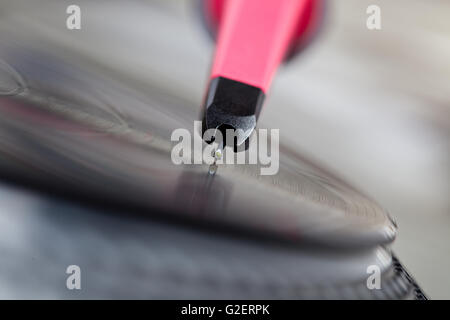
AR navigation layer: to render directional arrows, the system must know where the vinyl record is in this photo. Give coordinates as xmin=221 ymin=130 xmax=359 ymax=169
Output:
xmin=0 ymin=51 xmax=396 ymax=247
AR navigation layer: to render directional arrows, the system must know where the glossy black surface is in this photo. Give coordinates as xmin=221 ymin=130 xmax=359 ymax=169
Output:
xmin=202 ymin=77 xmax=265 ymax=148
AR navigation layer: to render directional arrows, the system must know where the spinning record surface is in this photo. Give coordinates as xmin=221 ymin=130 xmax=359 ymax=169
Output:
xmin=0 ymin=51 xmax=395 ymax=247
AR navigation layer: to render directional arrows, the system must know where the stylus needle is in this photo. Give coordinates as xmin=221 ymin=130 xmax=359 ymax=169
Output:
xmin=208 ymin=141 xmax=223 ymax=175
xmin=201 ymin=77 xmax=265 ymax=150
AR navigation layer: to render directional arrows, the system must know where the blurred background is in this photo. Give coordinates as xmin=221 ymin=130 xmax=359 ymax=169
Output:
xmin=0 ymin=0 xmax=449 ymax=298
